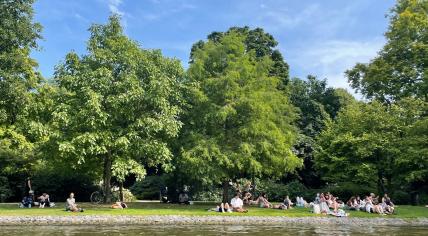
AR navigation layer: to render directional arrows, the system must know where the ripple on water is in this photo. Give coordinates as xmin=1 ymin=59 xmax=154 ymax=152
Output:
xmin=1 ymin=225 xmax=428 ymax=236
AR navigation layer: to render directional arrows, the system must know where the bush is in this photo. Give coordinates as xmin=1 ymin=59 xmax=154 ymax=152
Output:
xmin=111 ymin=187 xmax=136 ymax=202
xmin=324 ymin=182 xmax=376 ymax=201
xmin=392 ymin=190 xmax=411 ymax=204
xmin=255 ymin=179 xmax=310 ymax=202
xmin=192 ymin=188 xmax=222 ymax=202
xmin=130 ymin=176 xmax=165 ymax=200
xmin=31 ymin=169 xmax=98 ymax=202
xmin=0 ymin=176 xmax=12 ymax=202
xmin=418 ymin=193 xmax=428 ymax=206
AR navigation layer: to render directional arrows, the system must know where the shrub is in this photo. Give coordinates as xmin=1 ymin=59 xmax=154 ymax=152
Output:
xmin=32 ymin=169 xmax=97 ymax=202
xmin=111 ymin=188 xmax=136 ymax=202
xmin=392 ymin=190 xmax=411 ymax=204
xmin=0 ymin=176 xmax=12 ymax=202
xmin=324 ymin=182 xmax=376 ymax=201
xmin=130 ymin=176 xmax=165 ymax=200
xmin=192 ymin=189 xmax=222 ymax=202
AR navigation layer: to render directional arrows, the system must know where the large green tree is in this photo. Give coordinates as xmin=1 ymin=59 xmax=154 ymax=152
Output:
xmin=0 ymin=0 xmax=43 ymax=201
xmin=289 ymin=76 xmax=355 ymax=188
xmin=46 ymin=15 xmax=183 ymax=202
xmin=180 ymin=31 xmax=301 ymax=202
xmin=315 ymin=98 xmax=427 ymax=194
xmin=346 ymin=0 xmax=428 ymax=102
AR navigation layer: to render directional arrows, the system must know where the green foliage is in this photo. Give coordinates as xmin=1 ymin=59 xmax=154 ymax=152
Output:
xmin=192 ymin=188 xmax=222 ymax=202
xmin=288 ymin=76 xmax=356 ymax=188
xmin=255 ymin=179 xmax=311 ymax=202
xmin=0 ymin=176 xmax=12 ymax=202
xmin=391 ymin=190 xmax=411 ymax=205
xmin=179 ymin=31 xmax=301 ymax=198
xmin=315 ymin=98 xmax=428 ymax=194
xmin=190 ymin=26 xmax=290 ymax=86
xmin=130 ymin=176 xmax=166 ymax=200
xmin=346 ymin=0 xmax=428 ymax=102
xmin=0 ymin=0 xmax=43 ymax=126
xmin=0 ymin=0 xmax=44 ymax=202
xmin=31 ymin=167 xmax=98 ymax=202
xmin=323 ymin=182 xmax=377 ymax=201
xmin=42 ymin=15 xmax=184 ymax=202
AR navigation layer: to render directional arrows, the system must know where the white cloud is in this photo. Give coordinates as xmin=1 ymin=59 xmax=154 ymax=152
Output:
xmin=259 ymin=4 xmax=320 ymax=30
xmin=108 ymin=0 xmax=124 ymax=15
xmin=288 ymin=38 xmax=385 ymax=95
xmin=140 ymin=2 xmax=196 ymax=21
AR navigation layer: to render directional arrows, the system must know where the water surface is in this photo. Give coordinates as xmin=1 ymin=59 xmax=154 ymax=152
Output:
xmin=1 ymin=225 xmax=427 ymax=235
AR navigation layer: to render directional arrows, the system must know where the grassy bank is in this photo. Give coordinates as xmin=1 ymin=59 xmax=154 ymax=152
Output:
xmin=0 ymin=203 xmax=427 ymax=218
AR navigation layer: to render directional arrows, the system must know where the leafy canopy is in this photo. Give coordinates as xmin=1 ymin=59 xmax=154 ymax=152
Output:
xmin=179 ymin=30 xmax=302 ymax=189
xmin=346 ymin=0 xmax=428 ymax=102
xmin=45 ymin=15 xmax=184 ymax=198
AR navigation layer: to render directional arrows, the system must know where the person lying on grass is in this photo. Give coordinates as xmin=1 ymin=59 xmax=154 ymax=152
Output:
xmin=111 ymin=202 xmax=128 ymax=209
xmin=230 ymin=192 xmax=248 ymax=213
xmin=209 ymin=203 xmax=232 ymax=213
xmin=66 ymin=192 xmax=84 ymax=212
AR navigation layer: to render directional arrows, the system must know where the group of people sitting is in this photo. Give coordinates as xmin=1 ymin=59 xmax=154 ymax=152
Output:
xmin=212 ymin=191 xmax=396 ymax=217
xmin=309 ymin=192 xmax=395 ymax=216
xmin=20 ymin=192 xmax=55 ymax=208
xmin=310 ymin=192 xmax=347 ymax=216
xmin=346 ymin=193 xmax=395 ymax=215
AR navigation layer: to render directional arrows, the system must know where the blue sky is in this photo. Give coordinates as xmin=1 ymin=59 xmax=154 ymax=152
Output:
xmin=32 ymin=0 xmax=396 ymax=93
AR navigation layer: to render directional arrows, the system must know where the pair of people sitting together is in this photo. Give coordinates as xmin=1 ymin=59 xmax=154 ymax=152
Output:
xmin=20 ymin=192 xmax=54 ymax=208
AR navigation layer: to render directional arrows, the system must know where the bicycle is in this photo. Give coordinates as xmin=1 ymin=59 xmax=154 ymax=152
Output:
xmin=90 ymin=186 xmax=120 ymax=204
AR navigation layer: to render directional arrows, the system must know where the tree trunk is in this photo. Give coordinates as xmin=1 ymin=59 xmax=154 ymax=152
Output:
xmin=103 ymin=154 xmax=112 ymax=203
xmin=119 ymin=182 xmax=124 ymax=202
xmin=377 ymin=170 xmax=386 ymax=195
xmin=222 ymin=180 xmax=229 ymax=203
xmin=386 ymin=175 xmax=392 ymax=194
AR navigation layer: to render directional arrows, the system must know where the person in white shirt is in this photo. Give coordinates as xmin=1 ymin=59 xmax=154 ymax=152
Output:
xmin=230 ymin=192 xmax=248 ymax=213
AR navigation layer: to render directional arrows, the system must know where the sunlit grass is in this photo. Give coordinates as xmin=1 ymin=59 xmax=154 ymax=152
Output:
xmin=0 ymin=202 xmax=427 ymax=218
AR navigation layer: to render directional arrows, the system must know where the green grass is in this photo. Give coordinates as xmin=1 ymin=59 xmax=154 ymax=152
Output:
xmin=0 ymin=202 xmax=427 ymax=218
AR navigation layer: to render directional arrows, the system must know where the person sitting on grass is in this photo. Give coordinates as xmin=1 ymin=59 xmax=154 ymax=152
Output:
xmin=382 ymin=194 xmax=394 ymax=207
xmin=319 ymin=193 xmax=329 ymax=214
xmin=296 ymin=196 xmax=308 ymax=207
xmin=273 ymin=196 xmax=293 ymax=210
xmin=242 ymin=191 xmax=253 ymax=205
xmin=346 ymin=196 xmax=358 ymax=210
xmin=37 ymin=193 xmax=51 ymax=208
xmin=256 ymin=193 xmax=273 ymax=208
xmin=178 ymin=192 xmax=190 ymax=205
xmin=20 ymin=195 xmax=33 ymax=208
xmin=230 ymin=192 xmax=248 ymax=213
xmin=284 ymin=195 xmax=293 ymax=209
xmin=66 ymin=192 xmax=84 ymax=212
xmin=111 ymin=201 xmax=128 ymax=209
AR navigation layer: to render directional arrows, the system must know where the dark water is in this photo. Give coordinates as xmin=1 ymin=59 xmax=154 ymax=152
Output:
xmin=0 ymin=225 xmax=427 ymax=236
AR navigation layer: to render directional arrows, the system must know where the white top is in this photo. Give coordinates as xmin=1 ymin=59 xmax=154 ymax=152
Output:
xmin=66 ymin=198 xmax=76 ymax=208
xmin=231 ymin=197 xmax=243 ymax=208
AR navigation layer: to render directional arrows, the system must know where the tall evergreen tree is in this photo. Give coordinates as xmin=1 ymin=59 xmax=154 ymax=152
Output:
xmin=180 ymin=31 xmax=301 ymax=202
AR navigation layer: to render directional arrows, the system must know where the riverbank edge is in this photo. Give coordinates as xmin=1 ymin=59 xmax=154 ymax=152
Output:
xmin=1 ymin=215 xmax=428 ymax=226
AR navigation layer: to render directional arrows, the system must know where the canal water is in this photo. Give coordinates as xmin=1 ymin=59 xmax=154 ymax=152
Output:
xmin=0 ymin=224 xmax=427 ymax=235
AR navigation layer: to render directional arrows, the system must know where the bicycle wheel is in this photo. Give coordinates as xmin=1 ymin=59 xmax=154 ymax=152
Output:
xmin=90 ymin=191 xmax=103 ymax=204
